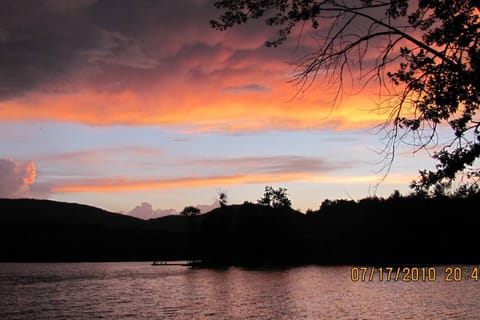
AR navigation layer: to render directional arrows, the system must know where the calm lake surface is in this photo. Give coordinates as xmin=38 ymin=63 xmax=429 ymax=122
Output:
xmin=1 ymin=262 xmax=479 ymax=319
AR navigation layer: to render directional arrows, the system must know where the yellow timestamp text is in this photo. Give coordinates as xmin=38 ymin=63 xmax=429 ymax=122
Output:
xmin=351 ymin=266 xmax=479 ymax=282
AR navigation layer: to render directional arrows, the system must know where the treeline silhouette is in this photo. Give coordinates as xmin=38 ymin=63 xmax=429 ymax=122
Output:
xmin=0 ymin=194 xmax=479 ymax=265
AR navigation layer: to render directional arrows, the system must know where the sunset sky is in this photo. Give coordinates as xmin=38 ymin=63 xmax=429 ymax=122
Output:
xmin=0 ymin=0 xmax=437 ymax=218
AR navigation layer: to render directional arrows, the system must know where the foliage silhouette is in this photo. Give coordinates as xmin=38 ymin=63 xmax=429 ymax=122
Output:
xmin=180 ymin=206 xmax=201 ymax=217
xmin=211 ymin=0 xmax=480 ymax=193
xmin=257 ymin=185 xmax=292 ymax=208
xmin=217 ymin=189 xmax=229 ymax=207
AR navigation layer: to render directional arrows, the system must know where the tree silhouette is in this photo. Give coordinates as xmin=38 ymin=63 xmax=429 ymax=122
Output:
xmin=217 ymin=189 xmax=229 ymax=207
xmin=257 ymin=186 xmax=272 ymax=206
xmin=211 ymin=0 xmax=480 ymax=194
xmin=258 ymin=185 xmax=292 ymax=208
xmin=180 ymin=206 xmax=201 ymax=217
xmin=389 ymin=189 xmax=402 ymax=200
xmin=272 ymin=187 xmax=292 ymax=208
xmin=180 ymin=205 xmax=201 ymax=263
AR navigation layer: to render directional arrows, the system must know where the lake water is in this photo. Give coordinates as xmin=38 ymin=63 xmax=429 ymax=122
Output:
xmin=1 ymin=262 xmax=479 ymax=319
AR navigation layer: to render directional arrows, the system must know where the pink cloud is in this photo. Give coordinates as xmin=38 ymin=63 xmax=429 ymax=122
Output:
xmin=195 ymin=200 xmax=220 ymax=213
xmin=0 ymin=158 xmax=36 ymax=198
xmin=126 ymin=200 xmax=219 ymax=220
xmin=126 ymin=202 xmax=176 ymax=220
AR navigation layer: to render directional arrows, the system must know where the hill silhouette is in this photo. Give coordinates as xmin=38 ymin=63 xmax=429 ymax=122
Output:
xmin=1 ymin=198 xmax=143 ymax=227
xmin=1 ymin=195 xmax=479 ymax=265
xmin=0 ymin=199 xmax=176 ymax=262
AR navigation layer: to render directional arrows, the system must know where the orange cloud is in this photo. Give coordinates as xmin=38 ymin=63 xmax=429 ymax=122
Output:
xmin=51 ymin=171 xmax=413 ymax=194
xmin=23 ymin=161 xmax=36 ymax=185
xmin=0 ymin=8 xmax=393 ymax=132
xmin=0 ymin=79 xmax=387 ymax=132
xmin=52 ymin=172 xmax=310 ymax=193
xmin=0 ymin=0 xmax=418 ymax=133
xmin=305 ymin=173 xmax=414 ymax=185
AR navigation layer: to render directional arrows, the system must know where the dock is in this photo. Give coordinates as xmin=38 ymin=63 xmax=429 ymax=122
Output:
xmin=151 ymin=260 xmax=202 ymax=267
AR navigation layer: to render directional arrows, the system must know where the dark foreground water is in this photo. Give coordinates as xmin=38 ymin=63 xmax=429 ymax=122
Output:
xmin=1 ymin=262 xmax=479 ymax=319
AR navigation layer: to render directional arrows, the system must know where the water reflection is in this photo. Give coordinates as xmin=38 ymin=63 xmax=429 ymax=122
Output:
xmin=0 ymin=263 xmax=479 ymax=319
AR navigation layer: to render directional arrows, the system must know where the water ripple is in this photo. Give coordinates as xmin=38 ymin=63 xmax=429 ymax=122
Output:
xmin=1 ymin=263 xmax=480 ymax=319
